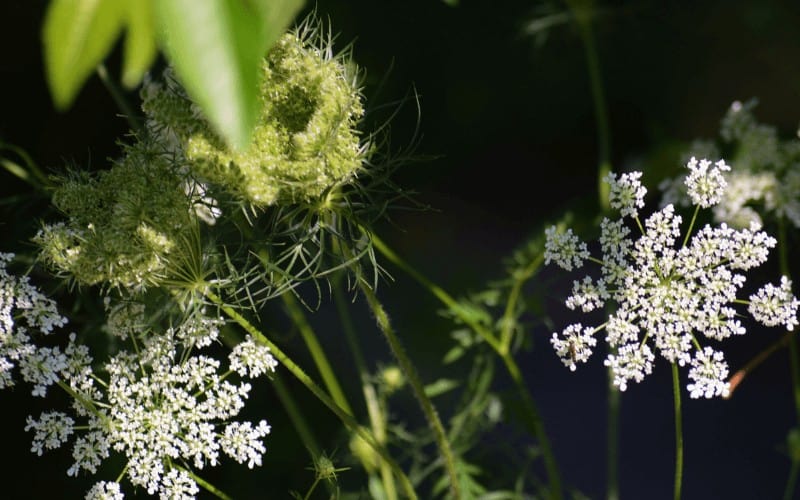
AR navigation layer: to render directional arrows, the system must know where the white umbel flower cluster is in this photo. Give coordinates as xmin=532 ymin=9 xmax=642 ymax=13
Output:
xmin=545 ymin=159 xmax=799 ymax=398
xmin=1 ymin=257 xmax=279 ymax=498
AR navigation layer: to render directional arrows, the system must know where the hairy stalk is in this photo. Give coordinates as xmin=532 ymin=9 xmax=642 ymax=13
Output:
xmin=332 ymin=276 xmax=398 ymax=500
xmin=205 ymin=290 xmax=418 ymax=499
xmin=372 ymin=234 xmax=563 ymax=499
xmin=358 ymin=282 xmax=462 ymax=499
xmin=282 ymin=292 xmax=354 ymax=416
xmin=672 ymin=363 xmax=684 ymax=500
xmin=96 ymin=64 xmax=144 ymax=136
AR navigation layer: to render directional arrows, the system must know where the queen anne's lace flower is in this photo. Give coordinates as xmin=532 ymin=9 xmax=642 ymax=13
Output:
xmin=749 ymin=276 xmax=800 ymax=330
xmin=546 ymin=162 xmax=799 ymax=398
xmin=550 ymin=324 xmax=597 ymax=371
xmin=606 ymin=171 xmax=647 ymax=218
xmin=0 ymin=262 xmax=279 ymax=500
xmin=544 ymin=226 xmax=589 ymax=271
xmin=229 ymin=336 xmax=279 ymax=378
xmin=685 ymin=157 xmax=730 ymax=208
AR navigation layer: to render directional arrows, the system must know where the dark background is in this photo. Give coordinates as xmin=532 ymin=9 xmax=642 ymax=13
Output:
xmin=2 ymin=1 xmax=800 ymax=498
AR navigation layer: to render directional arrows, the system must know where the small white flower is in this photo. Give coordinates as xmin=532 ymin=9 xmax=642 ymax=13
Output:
xmin=159 ymin=468 xmax=199 ymax=499
xmin=85 ymin=481 xmax=124 ymax=500
xmin=685 ymin=156 xmax=731 ymax=208
xmin=544 ymin=226 xmax=589 ymax=271
xmin=605 ymin=171 xmax=647 ymax=218
xmin=565 ymin=276 xmax=608 ymax=312
xmin=749 ymin=276 xmax=800 ymax=331
xmin=221 ymin=420 xmax=271 ymax=468
xmin=687 ymin=347 xmax=730 ymax=399
xmin=550 ymin=324 xmax=597 ymax=371
xmin=25 ymin=411 xmax=75 ymax=456
xmin=229 ymin=336 xmax=279 ymax=378
xmin=604 ymin=344 xmax=655 ymax=391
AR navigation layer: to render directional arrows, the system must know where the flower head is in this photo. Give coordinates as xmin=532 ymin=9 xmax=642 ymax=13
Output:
xmin=546 ymin=162 xmax=798 ymax=398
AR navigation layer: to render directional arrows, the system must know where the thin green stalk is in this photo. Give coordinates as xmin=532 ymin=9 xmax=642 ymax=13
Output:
xmin=672 ymin=363 xmax=684 ymax=500
xmin=205 ymin=290 xmax=418 ymax=499
xmin=181 ymin=466 xmax=232 ymax=500
xmin=332 ymin=276 xmax=398 ymax=500
xmin=500 ymin=354 xmax=563 ymax=500
xmin=607 ymin=372 xmax=620 ymax=500
xmin=499 ymin=253 xmax=544 ymax=354
xmin=784 ymin=460 xmax=799 ymax=500
xmin=358 ymin=283 xmax=461 ymax=499
xmin=282 ymin=292 xmax=354 ymax=416
xmin=96 ymin=63 xmax=144 ymax=136
xmin=778 ymin=216 xmax=800 ymax=500
xmin=566 ymin=0 xmax=611 ymax=211
xmin=372 ymin=234 xmax=563 ymax=499
xmin=272 ymin=372 xmax=322 ymax=458
xmin=372 ymin=234 xmax=502 ymax=353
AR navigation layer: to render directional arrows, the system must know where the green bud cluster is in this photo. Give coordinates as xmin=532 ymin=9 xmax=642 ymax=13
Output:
xmin=35 ymin=143 xmax=196 ymax=290
xmin=142 ymin=29 xmax=366 ymax=207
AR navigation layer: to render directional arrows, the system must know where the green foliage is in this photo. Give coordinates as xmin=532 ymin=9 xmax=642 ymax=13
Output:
xmin=143 ymin=23 xmax=365 ymax=207
xmin=34 ymin=140 xmax=198 ymax=291
xmin=42 ymin=0 xmax=305 ymax=150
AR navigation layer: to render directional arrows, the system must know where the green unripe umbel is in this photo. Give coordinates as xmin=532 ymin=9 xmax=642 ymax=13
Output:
xmin=142 ymin=28 xmax=366 ymax=208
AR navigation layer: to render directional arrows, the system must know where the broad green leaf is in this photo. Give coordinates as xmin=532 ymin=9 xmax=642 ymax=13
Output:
xmin=121 ymin=0 xmax=157 ymax=88
xmin=155 ymin=0 xmax=305 ymax=151
xmin=43 ymin=0 xmax=126 ymax=109
xmin=259 ymin=0 xmax=306 ymax=52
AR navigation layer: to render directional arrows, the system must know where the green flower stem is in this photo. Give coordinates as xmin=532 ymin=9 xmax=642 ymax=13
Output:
xmin=180 ymin=465 xmax=232 ymax=500
xmin=567 ymin=7 xmax=620 ymax=492
xmin=606 ymin=373 xmax=620 ymax=500
xmin=672 ymin=363 xmax=684 ymax=500
xmin=500 ymin=354 xmax=563 ymax=499
xmin=332 ymin=276 xmax=398 ymax=500
xmin=778 ymin=217 xmax=800 ymax=500
xmin=566 ymin=0 xmax=611 ymax=211
xmin=282 ymin=292 xmax=354 ymax=416
xmin=358 ymin=282 xmax=462 ymax=500
xmin=682 ymin=205 xmax=701 ymax=248
xmin=778 ymin=217 xmax=800 ymax=421
xmin=272 ymin=372 xmax=322 ymax=458
xmin=205 ymin=290 xmax=417 ymax=499
xmin=371 ymin=234 xmax=502 ymax=353
xmin=371 ymin=234 xmax=563 ymax=499
xmin=221 ymin=331 xmax=333 ymax=495
xmin=499 ymin=253 xmax=544 ymax=353
xmin=784 ymin=461 xmax=800 ymax=500
xmin=96 ymin=64 xmax=144 ymax=136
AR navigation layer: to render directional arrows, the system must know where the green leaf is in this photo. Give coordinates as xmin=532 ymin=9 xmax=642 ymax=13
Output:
xmin=155 ymin=0 xmax=305 ymax=150
xmin=120 ymin=0 xmax=157 ymax=88
xmin=424 ymin=378 xmax=460 ymax=398
xmin=43 ymin=0 xmax=126 ymax=109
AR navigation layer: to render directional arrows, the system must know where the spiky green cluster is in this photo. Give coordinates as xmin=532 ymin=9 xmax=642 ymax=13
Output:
xmin=142 ymin=30 xmax=365 ymax=207
xmin=35 ymin=143 xmax=196 ymax=290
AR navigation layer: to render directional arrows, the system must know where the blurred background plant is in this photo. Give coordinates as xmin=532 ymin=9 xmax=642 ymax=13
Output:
xmin=2 ymin=0 xmax=800 ymax=498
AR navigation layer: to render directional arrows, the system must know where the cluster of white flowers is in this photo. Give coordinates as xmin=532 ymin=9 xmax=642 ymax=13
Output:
xmin=1 ymin=256 xmax=280 ymax=498
xmin=545 ymin=158 xmax=799 ymax=398
xmin=0 ymin=253 xmax=69 ymax=394
xmin=660 ymin=100 xmax=800 ymax=229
